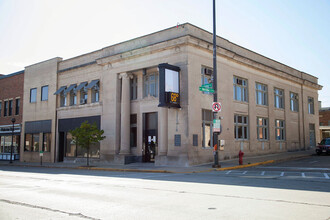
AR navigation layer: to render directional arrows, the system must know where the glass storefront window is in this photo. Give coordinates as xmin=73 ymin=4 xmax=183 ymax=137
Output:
xmin=43 ymin=133 xmax=51 ymax=152
xmin=65 ymin=132 xmax=100 ymax=158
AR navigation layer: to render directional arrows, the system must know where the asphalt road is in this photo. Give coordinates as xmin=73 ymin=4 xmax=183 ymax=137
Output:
xmin=0 ymin=156 xmax=329 ymax=220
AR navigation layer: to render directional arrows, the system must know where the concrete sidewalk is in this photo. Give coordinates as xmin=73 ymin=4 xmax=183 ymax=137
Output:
xmin=0 ymin=149 xmax=314 ymax=173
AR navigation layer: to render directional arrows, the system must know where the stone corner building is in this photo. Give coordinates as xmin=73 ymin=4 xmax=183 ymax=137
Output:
xmin=20 ymin=23 xmax=322 ymax=166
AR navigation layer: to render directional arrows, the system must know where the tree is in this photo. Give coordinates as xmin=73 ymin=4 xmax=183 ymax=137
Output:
xmin=70 ymin=121 xmax=105 ymax=166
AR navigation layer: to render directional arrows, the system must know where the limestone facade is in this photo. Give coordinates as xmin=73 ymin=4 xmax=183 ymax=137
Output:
xmin=20 ymin=23 xmax=322 ymax=166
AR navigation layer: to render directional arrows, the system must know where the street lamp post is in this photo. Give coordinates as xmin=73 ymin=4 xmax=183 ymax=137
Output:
xmin=10 ymin=118 xmax=16 ymax=164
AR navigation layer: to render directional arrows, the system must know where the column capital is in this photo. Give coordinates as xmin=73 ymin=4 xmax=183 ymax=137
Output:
xmin=119 ymin=72 xmax=134 ymax=80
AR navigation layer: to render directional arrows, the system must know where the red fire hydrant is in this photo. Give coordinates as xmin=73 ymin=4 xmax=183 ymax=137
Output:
xmin=239 ymin=150 xmax=244 ymax=165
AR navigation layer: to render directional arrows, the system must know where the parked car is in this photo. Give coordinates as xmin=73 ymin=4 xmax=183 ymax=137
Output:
xmin=316 ymin=138 xmax=330 ymax=155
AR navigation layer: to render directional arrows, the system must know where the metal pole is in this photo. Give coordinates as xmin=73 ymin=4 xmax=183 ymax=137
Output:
xmin=212 ymin=0 xmax=220 ymax=168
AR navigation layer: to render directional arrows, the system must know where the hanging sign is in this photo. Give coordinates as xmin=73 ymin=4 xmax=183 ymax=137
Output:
xmin=213 ymin=119 xmax=221 ymax=133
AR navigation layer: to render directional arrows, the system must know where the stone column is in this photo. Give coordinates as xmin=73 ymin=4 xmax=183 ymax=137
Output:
xmin=158 ymin=107 xmax=168 ymax=156
xmin=119 ymin=73 xmax=133 ymax=155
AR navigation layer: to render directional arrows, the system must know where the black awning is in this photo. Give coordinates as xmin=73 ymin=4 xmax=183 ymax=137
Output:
xmin=85 ymin=79 xmax=99 ymax=89
xmin=54 ymin=86 xmax=67 ymax=95
xmin=64 ymin=84 xmax=77 ymax=94
xmin=75 ymin=82 xmax=88 ymax=92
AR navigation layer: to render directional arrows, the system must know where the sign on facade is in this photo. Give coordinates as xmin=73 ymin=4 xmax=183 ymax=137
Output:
xmin=212 ymin=102 xmax=222 ymax=112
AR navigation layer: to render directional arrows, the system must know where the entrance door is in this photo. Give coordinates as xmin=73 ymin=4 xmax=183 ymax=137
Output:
xmin=58 ymin=132 xmax=65 ymax=162
xmin=309 ymin=124 xmax=316 ymax=148
xmin=143 ymin=112 xmax=158 ymax=162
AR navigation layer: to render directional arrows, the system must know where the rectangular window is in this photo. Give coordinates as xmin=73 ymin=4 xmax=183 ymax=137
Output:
xmin=43 ymin=133 xmax=51 ymax=152
xmin=201 ymin=66 xmax=213 ymax=95
xmin=257 ymin=117 xmax=269 ymax=140
xmin=15 ymin=99 xmax=20 ymax=115
xmin=70 ymin=91 xmax=77 ymax=106
xmin=290 ymin=92 xmax=299 ymax=112
xmin=234 ymin=115 xmax=249 ymax=140
xmin=308 ymin=97 xmax=314 ymax=114
xmin=274 ymin=88 xmax=284 ymax=109
xmin=202 ymin=109 xmax=213 ymax=147
xmin=8 ymin=100 xmax=13 ymax=116
xmin=130 ymin=114 xmax=137 ymax=148
xmin=4 ymin=101 xmax=8 ymax=116
xmin=91 ymin=82 xmax=100 ymax=103
xmin=60 ymin=93 xmax=67 ymax=107
xmin=275 ymin=119 xmax=285 ymax=140
xmin=24 ymin=133 xmax=39 ymax=152
xmin=80 ymin=89 xmax=88 ymax=104
xmin=130 ymin=76 xmax=137 ymax=100
xmin=41 ymin=85 xmax=48 ymax=101
xmin=0 ymin=102 xmax=2 ymax=117
xmin=256 ymin=83 xmax=268 ymax=105
xmin=233 ymin=76 xmax=248 ymax=102
xmin=30 ymin=88 xmax=37 ymax=103
xmin=143 ymin=72 xmax=158 ymax=97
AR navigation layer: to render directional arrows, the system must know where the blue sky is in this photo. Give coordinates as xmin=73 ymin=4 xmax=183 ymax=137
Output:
xmin=0 ymin=0 xmax=329 ymax=106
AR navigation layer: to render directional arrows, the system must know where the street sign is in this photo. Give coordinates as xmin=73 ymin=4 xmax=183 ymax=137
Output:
xmin=212 ymin=102 xmax=222 ymax=112
xmin=213 ymin=119 xmax=221 ymax=132
xmin=39 ymin=151 xmax=44 ymax=157
xmin=201 ymin=83 xmax=212 ymax=88
xmin=199 ymin=87 xmax=215 ymax=93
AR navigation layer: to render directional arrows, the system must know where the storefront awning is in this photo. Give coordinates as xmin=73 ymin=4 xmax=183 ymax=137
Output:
xmin=64 ymin=84 xmax=77 ymax=94
xmin=85 ymin=79 xmax=99 ymax=89
xmin=53 ymin=86 xmax=67 ymax=95
xmin=75 ymin=82 xmax=88 ymax=92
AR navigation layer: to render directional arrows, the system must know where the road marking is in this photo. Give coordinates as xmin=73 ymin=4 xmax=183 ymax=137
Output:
xmin=242 ymin=171 xmax=247 ymax=175
xmin=280 ymin=172 xmax=284 ymax=177
xmin=261 ymin=171 xmax=265 ymax=176
xmin=226 ymin=171 xmax=232 ymax=174
xmin=309 ymin=160 xmax=318 ymax=164
xmin=301 ymin=173 xmax=305 ymax=178
xmin=259 ymin=167 xmax=330 ymax=171
xmin=324 ymin=173 xmax=329 ymax=179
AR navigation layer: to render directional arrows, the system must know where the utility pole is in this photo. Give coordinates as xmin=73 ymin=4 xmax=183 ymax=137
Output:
xmin=212 ymin=0 xmax=220 ymax=168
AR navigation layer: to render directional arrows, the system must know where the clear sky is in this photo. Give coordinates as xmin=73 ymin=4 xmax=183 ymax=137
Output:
xmin=0 ymin=0 xmax=329 ymax=106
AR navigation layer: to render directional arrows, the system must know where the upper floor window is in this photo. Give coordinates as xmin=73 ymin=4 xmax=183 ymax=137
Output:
xmin=4 ymin=101 xmax=8 ymax=116
xmin=255 ymin=83 xmax=268 ymax=106
xmin=233 ymin=76 xmax=248 ymax=102
xmin=41 ymin=86 xmax=49 ymax=101
xmin=275 ymin=119 xmax=285 ymax=141
xmin=30 ymin=88 xmax=37 ymax=103
xmin=290 ymin=92 xmax=299 ymax=112
xmin=308 ymin=97 xmax=314 ymax=114
xmin=91 ymin=82 xmax=99 ymax=103
xmin=15 ymin=99 xmax=20 ymax=115
xmin=201 ymin=66 xmax=213 ymax=95
xmin=143 ymin=72 xmax=158 ymax=97
xmin=80 ymin=88 xmax=88 ymax=104
xmin=0 ymin=102 xmax=2 ymax=117
xmin=274 ymin=88 xmax=284 ymax=109
xmin=130 ymin=76 xmax=137 ymax=100
xmin=234 ymin=115 xmax=249 ymax=140
xmin=60 ymin=93 xmax=67 ymax=107
xmin=257 ymin=117 xmax=268 ymax=140
xmin=70 ymin=91 xmax=77 ymax=106
xmin=8 ymin=100 xmax=13 ymax=116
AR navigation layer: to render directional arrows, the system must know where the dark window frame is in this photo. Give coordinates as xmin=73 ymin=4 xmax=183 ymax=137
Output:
xmin=30 ymin=88 xmax=37 ymax=103
xmin=41 ymin=85 xmax=49 ymax=101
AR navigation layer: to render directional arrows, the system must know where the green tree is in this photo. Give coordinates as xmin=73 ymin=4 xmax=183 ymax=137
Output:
xmin=70 ymin=121 xmax=105 ymax=166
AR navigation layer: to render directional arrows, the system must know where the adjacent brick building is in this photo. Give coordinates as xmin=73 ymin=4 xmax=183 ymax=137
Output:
xmin=0 ymin=71 xmax=24 ymax=160
xmin=319 ymin=106 xmax=330 ymax=139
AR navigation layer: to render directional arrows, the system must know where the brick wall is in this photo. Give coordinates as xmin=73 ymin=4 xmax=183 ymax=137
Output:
xmin=319 ymin=109 xmax=330 ymax=126
xmin=0 ymin=72 xmax=24 ymax=125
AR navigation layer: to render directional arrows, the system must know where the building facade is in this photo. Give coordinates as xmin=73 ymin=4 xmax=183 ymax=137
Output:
xmin=18 ymin=24 xmax=321 ymax=166
xmin=319 ymin=104 xmax=330 ymax=140
xmin=0 ymin=71 xmax=24 ymax=161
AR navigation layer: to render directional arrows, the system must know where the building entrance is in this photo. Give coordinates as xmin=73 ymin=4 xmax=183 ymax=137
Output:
xmin=143 ymin=112 xmax=158 ymax=163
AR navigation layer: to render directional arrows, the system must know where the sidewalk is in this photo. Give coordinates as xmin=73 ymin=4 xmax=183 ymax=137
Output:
xmin=0 ymin=149 xmax=314 ymax=173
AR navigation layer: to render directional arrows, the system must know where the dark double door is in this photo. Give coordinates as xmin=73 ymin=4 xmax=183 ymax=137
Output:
xmin=143 ymin=112 xmax=158 ymax=163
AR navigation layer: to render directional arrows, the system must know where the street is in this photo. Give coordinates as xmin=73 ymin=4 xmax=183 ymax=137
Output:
xmin=0 ymin=156 xmax=329 ymax=220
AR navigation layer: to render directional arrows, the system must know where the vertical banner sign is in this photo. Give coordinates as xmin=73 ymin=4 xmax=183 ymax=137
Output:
xmin=213 ymin=119 xmax=221 ymax=133
xmin=158 ymin=63 xmax=181 ymax=108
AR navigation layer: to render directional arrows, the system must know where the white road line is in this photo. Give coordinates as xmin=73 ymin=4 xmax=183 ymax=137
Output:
xmin=301 ymin=173 xmax=306 ymax=178
xmin=261 ymin=171 xmax=265 ymax=176
xmin=226 ymin=171 xmax=232 ymax=174
xmin=324 ymin=173 xmax=330 ymax=179
xmin=309 ymin=161 xmax=318 ymax=164
xmin=280 ymin=172 xmax=284 ymax=177
xmin=242 ymin=171 xmax=247 ymax=175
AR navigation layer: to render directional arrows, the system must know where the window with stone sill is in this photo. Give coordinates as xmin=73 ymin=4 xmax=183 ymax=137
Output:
xmin=308 ymin=97 xmax=314 ymax=114
xmin=4 ymin=101 xmax=8 ymax=116
xmin=60 ymin=93 xmax=67 ymax=107
xmin=257 ymin=117 xmax=268 ymax=140
xmin=201 ymin=66 xmax=213 ymax=95
xmin=274 ymin=88 xmax=284 ymax=109
xmin=143 ymin=72 xmax=158 ymax=97
xmin=275 ymin=119 xmax=285 ymax=141
xmin=233 ymin=76 xmax=248 ymax=102
xmin=80 ymin=89 xmax=88 ymax=104
xmin=8 ymin=100 xmax=13 ymax=116
xmin=70 ymin=91 xmax=77 ymax=106
xmin=15 ymin=99 xmax=20 ymax=115
xmin=290 ymin=92 xmax=299 ymax=112
xmin=91 ymin=83 xmax=100 ymax=103
xmin=255 ymin=83 xmax=268 ymax=106
xmin=234 ymin=115 xmax=249 ymax=140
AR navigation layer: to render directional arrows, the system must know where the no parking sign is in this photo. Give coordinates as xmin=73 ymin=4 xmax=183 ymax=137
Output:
xmin=212 ymin=102 xmax=222 ymax=112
